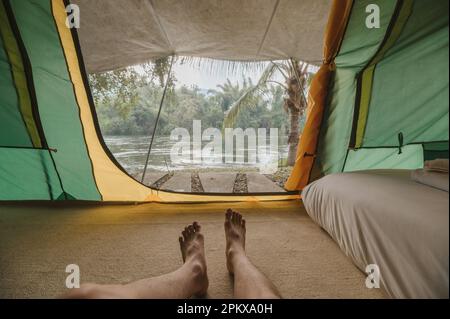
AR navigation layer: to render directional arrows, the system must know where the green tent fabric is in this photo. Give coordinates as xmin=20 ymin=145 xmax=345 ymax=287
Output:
xmin=318 ymin=0 xmax=400 ymax=174
xmin=0 ymin=0 xmax=100 ymax=200
xmin=0 ymin=148 xmax=62 ymax=200
xmin=317 ymin=0 xmax=449 ymax=176
xmin=361 ymin=0 xmax=449 ymax=147
xmin=0 ymin=0 xmax=42 ymax=148
xmin=423 ymin=141 xmax=449 ymax=161
xmin=0 ymin=33 xmax=31 ymax=147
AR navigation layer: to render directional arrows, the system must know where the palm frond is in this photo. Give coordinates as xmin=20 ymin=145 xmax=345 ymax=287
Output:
xmin=266 ymin=80 xmax=288 ymax=90
xmin=222 ymin=87 xmax=259 ymax=128
xmin=179 ymin=56 xmax=268 ymax=77
xmin=271 ymin=61 xmax=289 ymax=80
xmin=223 ymin=63 xmax=278 ymax=128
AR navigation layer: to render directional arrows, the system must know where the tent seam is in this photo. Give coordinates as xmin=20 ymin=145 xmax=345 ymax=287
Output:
xmin=146 ymin=0 xmax=174 ymax=53
xmin=256 ymin=0 xmax=280 ymax=56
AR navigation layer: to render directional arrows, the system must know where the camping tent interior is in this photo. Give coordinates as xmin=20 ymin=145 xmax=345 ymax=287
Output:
xmin=0 ymin=0 xmax=448 ymax=298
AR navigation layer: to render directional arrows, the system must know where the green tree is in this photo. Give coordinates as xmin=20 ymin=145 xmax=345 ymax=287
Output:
xmin=212 ymin=78 xmax=254 ymax=112
xmin=88 ymin=57 xmax=174 ymax=115
xmin=223 ymin=59 xmax=313 ymax=166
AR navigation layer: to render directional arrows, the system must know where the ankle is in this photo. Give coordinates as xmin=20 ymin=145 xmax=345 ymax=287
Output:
xmin=185 ymin=259 xmax=208 ymax=295
xmin=227 ymin=244 xmax=246 ymax=261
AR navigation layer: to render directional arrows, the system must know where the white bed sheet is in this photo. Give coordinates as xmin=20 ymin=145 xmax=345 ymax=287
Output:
xmin=302 ymin=170 xmax=449 ymax=298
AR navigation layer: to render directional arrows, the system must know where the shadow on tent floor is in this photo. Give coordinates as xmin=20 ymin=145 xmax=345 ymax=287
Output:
xmin=0 ymin=200 xmax=384 ymax=299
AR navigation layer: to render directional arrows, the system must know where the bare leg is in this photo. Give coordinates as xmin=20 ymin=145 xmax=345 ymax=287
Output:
xmin=225 ymin=209 xmax=281 ymax=299
xmin=62 ymin=222 xmax=208 ymax=299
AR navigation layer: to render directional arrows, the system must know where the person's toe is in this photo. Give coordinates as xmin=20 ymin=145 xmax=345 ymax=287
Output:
xmin=226 ymin=209 xmax=232 ymax=221
xmin=188 ymin=225 xmax=195 ymax=238
xmin=193 ymin=221 xmax=200 ymax=232
xmin=233 ymin=211 xmax=240 ymax=224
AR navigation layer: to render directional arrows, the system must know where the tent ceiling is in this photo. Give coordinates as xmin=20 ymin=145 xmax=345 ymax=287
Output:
xmin=73 ymin=0 xmax=331 ymax=73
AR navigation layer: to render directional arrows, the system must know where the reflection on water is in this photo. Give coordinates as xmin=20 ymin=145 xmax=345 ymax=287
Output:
xmin=104 ymin=135 xmax=289 ymax=176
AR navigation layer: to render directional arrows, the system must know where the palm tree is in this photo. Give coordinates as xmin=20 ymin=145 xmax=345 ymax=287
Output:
xmin=223 ymin=59 xmax=312 ymax=166
xmin=211 ymin=78 xmax=254 ymax=112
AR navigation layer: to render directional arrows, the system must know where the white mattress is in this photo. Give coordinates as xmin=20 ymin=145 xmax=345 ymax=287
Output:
xmin=302 ymin=170 xmax=449 ymax=299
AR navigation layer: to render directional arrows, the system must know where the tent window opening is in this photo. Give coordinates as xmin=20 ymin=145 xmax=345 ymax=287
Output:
xmin=88 ymin=57 xmax=317 ymax=194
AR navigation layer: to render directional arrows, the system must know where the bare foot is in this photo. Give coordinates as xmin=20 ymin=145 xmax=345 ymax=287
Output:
xmin=179 ymin=222 xmax=209 ymax=296
xmin=224 ymin=209 xmax=246 ymax=274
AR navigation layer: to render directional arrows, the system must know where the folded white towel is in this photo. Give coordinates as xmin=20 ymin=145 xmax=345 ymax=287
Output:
xmin=424 ymin=159 xmax=449 ymax=173
xmin=411 ymin=169 xmax=449 ymax=192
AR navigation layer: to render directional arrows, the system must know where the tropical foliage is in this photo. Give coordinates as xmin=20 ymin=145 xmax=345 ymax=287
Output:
xmin=223 ymin=59 xmax=313 ymax=165
xmin=90 ymin=70 xmax=292 ymax=138
xmin=89 ymin=58 xmax=313 ymax=166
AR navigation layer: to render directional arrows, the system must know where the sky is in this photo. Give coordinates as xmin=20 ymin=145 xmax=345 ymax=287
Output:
xmin=172 ymin=59 xmax=267 ymax=91
xmin=171 ymin=59 xmax=319 ymax=91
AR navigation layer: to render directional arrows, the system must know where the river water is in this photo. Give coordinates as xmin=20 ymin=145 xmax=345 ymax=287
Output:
xmin=104 ymin=135 xmax=289 ymax=176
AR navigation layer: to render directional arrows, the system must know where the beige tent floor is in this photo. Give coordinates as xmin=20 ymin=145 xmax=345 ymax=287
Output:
xmin=0 ymin=200 xmax=385 ymax=299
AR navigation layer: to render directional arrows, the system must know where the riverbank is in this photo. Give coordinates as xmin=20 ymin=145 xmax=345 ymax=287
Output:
xmin=130 ymin=167 xmax=292 ymax=193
